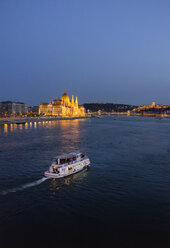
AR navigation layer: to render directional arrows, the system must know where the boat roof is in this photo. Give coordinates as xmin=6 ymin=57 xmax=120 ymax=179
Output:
xmin=53 ymin=152 xmax=81 ymax=159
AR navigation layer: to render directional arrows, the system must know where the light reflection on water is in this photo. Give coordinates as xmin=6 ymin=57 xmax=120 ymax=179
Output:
xmin=10 ymin=124 xmax=13 ymax=132
xmin=1 ymin=118 xmax=86 ymax=135
xmin=0 ymin=119 xmax=86 ymax=154
xmin=4 ymin=124 xmax=8 ymax=133
xmin=58 ymin=120 xmax=83 ymax=150
xmin=49 ymin=168 xmax=89 ymax=193
xmin=25 ymin=122 xmax=28 ymax=130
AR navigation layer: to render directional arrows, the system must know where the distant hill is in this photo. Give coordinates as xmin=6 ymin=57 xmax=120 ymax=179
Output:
xmin=83 ymin=103 xmax=137 ymax=112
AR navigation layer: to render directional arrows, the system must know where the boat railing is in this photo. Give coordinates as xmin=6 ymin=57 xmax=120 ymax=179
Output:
xmin=54 ymin=156 xmax=88 ymax=167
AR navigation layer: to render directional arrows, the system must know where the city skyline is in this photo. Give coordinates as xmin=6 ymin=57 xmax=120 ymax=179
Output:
xmin=1 ymin=90 xmax=169 ymax=108
xmin=0 ymin=0 xmax=170 ymax=106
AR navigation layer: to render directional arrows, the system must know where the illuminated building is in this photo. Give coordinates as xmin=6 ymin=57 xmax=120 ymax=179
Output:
xmin=39 ymin=90 xmax=85 ymax=116
xmin=0 ymin=101 xmax=28 ymax=115
xmin=132 ymin=102 xmax=169 ymax=112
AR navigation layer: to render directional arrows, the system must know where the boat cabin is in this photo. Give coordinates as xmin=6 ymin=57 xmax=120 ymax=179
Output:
xmin=52 ymin=152 xmax=85 ymax=167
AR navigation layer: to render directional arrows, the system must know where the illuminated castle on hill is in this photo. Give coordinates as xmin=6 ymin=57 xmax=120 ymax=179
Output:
xmin=39 ymin=90 xmax=85 ymax=116
xmin=132 ymin=102 xmax=169 ymax=112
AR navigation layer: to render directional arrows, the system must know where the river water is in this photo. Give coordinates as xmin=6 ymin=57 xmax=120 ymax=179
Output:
xmin=0 ymin=117 xmax=170 ymax=248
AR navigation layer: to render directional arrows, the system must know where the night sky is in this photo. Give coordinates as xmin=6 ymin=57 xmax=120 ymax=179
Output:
xmin=0 ymin=0 xmax=170 ymax=106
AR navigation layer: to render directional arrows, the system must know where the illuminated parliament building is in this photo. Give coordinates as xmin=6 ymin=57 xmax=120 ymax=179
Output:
xmin=39 ymin=90 xmax=85 ymax=116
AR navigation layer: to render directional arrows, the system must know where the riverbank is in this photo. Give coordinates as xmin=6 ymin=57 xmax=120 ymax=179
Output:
xmin=93 ymin=111 xmax=170 ymax=118
xmin=0 ymin=116 xmax=89 ymax=125
xmin=90 ymin=112 xmax=170 ymax=119
xmin=1 ymin=112 xmax=170 ymax=125
xmin=127 ymin=112 xmax=170 ymax=118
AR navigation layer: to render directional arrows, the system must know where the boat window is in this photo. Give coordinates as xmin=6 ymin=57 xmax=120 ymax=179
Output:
xmin=60 ymin=159 xmax=66 ymax=164
xmin=53 ymin=167 xmax=58 ymax=173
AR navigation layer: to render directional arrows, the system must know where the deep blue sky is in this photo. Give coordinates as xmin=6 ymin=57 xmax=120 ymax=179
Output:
xmin=0 ymin=0 xmax=170 ymax=106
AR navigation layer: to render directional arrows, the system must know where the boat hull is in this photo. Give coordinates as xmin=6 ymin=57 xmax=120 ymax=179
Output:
xmin=44 ymin=162 xmax=90 ymax=179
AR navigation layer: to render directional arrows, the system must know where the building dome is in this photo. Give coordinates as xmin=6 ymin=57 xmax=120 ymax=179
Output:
xmin=61 ymin=90 xmax=70 ymax=104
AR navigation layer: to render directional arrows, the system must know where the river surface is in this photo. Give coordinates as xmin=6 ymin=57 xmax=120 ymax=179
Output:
xmin=0 ymin=117 xmax=170 ymax=248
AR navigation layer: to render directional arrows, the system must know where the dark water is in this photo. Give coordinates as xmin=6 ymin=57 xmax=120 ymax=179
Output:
xmin=0 ymin=117 xmax=170 ymax=248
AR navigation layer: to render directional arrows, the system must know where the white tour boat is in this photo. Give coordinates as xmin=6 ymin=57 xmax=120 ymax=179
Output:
xmin=44 ymin=152 xmax=90 ymax=178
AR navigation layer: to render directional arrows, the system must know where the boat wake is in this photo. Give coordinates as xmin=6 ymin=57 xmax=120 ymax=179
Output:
xmin=0 ymin=177 xmax=48 ymax=195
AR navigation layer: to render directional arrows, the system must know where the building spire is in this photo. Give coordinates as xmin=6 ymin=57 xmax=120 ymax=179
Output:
xmin=75 ymin=96 xmax=78 ymax=106
xmin=71 ymin=95 xmax=74 ymax=104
